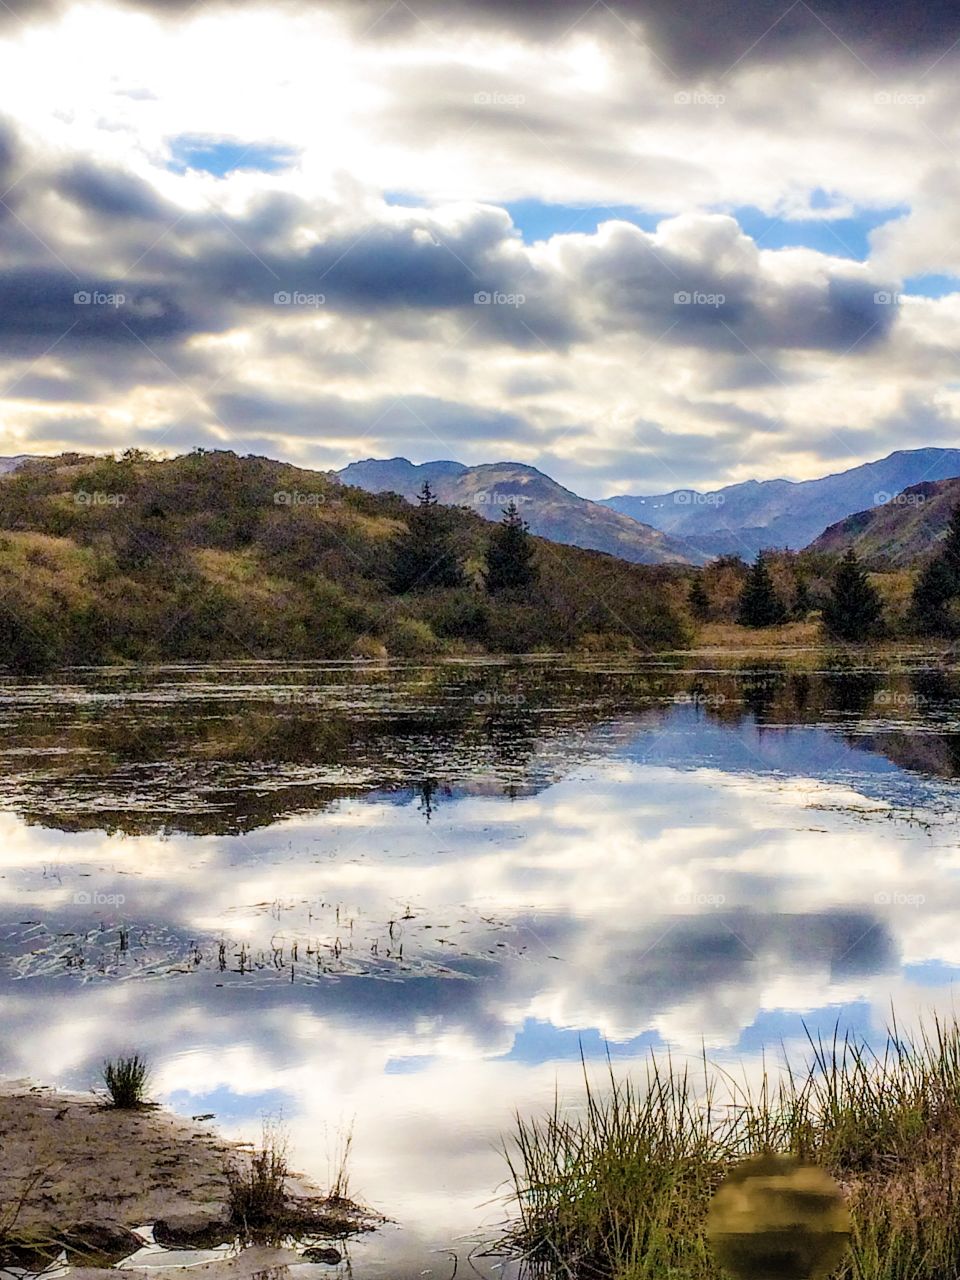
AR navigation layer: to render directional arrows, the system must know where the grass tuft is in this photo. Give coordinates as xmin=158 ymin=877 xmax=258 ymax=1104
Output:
xmin=227 ymin=1123 xmax=289 ymax=1237
xmin=503 ymin=1015 xmax=960 ymax=1280
xmin=102 ymin=1054 xmax=150 ymax=1109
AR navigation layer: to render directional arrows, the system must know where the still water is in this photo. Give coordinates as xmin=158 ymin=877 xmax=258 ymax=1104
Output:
xmin=1 ymin=653 xmax=959 ymax=1276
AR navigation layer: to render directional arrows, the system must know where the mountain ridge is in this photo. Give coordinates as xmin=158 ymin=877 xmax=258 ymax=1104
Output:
xmin=600 ymin=447 xmax=960 ymax=557
xmin=336 ymin=457 xmax=704 ymax=566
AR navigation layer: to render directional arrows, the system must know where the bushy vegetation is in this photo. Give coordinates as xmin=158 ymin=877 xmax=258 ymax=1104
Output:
xmin=102 ymin=1054 xmax=150 ymax=1108
xmin=227 ymin=1126 xmax=290 ymax=1234
xmin=0 ymin=451 xmax=690 ymax=670
xmin=505 ymin=1016 xmax=960 ymax=1280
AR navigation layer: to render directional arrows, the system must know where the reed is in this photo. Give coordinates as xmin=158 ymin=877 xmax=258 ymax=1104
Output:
xmin=503 ymin=1016 xmax=960 ymax=1280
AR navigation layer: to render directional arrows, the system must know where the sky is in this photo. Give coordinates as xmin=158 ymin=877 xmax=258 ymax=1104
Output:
xmin=1 ymin=0 xmax=960 ymax=495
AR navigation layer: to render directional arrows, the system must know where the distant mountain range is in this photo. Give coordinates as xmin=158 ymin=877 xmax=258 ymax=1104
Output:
xmin=809 ymin=476 xmax=960 ymax=567
xmin=336 ymin=458 xmax=704 ymax=566
xmin=600 ymin=448 xmax=960 ymax=558
xmin=3 ymin=447 xmax=958 ymax=568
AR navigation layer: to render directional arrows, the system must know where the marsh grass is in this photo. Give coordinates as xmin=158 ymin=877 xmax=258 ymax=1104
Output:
xmin=227 ymin=1123 xmax=290 ymax=1237
xmin=504 ymin=1016 xmax=960 ymax=1280
xmin=0 ymin=1171 xmax=60 ymax=1268
xmin=102 ymin=1054 xmax=151 ymax=1108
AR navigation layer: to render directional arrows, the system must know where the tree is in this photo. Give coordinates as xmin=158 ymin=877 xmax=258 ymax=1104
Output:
xmin=910 ymin=554 xmax=958 ymax=635
xmin=909 ymin=501 xmax=960 ymax=634
xmin=736 ymin=553 xmax=787 ymax=628
xmin=822 ymin=549 xmax=884 ymax=641
xmin=388 ymin=482 xmax=464 ymax=593
xmin=688 ymin=575 xmax=710 ymax=621
xmin=793 ymin=575 xmax=812 ymax=620
xmin=485 ymin=501 xmax=537 ymax=593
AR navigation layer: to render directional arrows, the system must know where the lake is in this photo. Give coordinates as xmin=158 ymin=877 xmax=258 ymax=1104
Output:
xmin=1 ymin=652 xmax=959 ymax=1278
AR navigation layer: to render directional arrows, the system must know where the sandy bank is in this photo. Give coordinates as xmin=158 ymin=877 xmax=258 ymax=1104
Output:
xmin=0 ymin=1083 xmax=375 ymax=1273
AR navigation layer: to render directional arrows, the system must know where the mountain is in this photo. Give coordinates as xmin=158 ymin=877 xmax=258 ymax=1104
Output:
xmin=0 ymin=451 xmax=691 ymax=669
xmin=808 ymin=477 xmax=960 ymax=567
xmin=0 ymin=455 xmax=42 ymax=474
xmin=336 ymin=458 xmax=704 ymax=566
xmin=601 ymin=448 xmax=960 ymax=558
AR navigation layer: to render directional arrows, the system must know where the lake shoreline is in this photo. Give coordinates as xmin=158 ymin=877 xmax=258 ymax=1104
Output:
xmin=0 ymin=1084 xmax=376 ymax=1275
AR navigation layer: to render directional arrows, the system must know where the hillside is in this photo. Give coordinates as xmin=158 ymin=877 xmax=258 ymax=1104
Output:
xmin=336 ymin=458 xmax=704 ymax=566
xmin=808 ymin=476 xmax=960 ymax=566
xmin=0 ymin=451 xmax=691 ymax=669
xmin=602 ymin=448 xmax=960 ymax=557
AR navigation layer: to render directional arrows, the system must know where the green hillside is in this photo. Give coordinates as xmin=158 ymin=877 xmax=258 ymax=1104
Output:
xmin=808 ymin=477 xmax=960 ymax=567
xmin=0 ymin=450 xmax=691 ymax=670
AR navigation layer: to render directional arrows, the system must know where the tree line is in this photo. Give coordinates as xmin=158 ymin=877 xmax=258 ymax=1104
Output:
xmin=686 ymin=500 xmax=960 ymax=642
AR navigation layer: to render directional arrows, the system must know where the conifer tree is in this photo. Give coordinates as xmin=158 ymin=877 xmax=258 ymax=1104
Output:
xmin=736 ymin=553 xmax=787 ymax=628
xmin=485 ymin=500 xmax=537 ymax=593
xmin=793 ymin=575 xmax=812 ymax=620
xmin=909 ymin=501 xmax=960 ymax=634
xmin=688 ymin=575 xmax=710 ymax=621
xmin=389 ymin=482 xmax=463 ymax=593
xmin=822 ymin=549 xmax=884 ymax=641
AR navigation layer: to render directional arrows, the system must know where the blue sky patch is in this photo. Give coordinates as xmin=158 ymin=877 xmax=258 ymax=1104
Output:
xmin=167 ymin=136 xmax=299 ymax=177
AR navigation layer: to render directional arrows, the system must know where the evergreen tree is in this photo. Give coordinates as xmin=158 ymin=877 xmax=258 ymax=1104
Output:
xmin=822 ymin=549 xmax=884 ymax=641
xmin=688 ymin=575 xmax=710 ymax=621
xmin=910 ymin=555 xmax=958 ymax=635
xmin=736 ymin=553 xmax=787 ymax=628
xmin=485 ymin=500 xmax=537 ymax=593
xmin=388 ymin=482 xmax=463 ymax=593
xmin=909 ymin=501 xmax=960 ymax=634
xmin=793 ymin=575 xmax=812 ymax=620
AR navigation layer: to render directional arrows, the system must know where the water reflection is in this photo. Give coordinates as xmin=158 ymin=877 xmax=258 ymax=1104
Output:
xmin=0 ymin=657 xmax=959 ymax=1276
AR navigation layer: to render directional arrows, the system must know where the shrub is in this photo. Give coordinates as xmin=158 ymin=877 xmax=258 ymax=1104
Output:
xmin=386 ymin=617 xmax=442 ymax=656
xmin=102 ymin=1054 xmax=150 ymax=1108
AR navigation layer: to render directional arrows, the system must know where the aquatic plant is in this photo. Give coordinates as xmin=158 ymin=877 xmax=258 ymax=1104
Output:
xmin=102 ymin=1054 xmax=151 ymax=1108
xmin=226 ymin=1123 xmax=290 ymax=1234
xmin=504 ymin=1015 xmax=960 ymax=1280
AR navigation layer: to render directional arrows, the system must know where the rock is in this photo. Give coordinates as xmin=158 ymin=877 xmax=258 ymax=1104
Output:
xmin=303 ymin=1246 xmax=342 ymax=1264
xmin=59 ymin=1220 xmax=144 ymax=1263
xmin=153 ymin=1210 xmax=234 ymax=1248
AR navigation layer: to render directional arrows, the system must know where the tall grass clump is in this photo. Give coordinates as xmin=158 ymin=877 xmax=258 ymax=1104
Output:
xmin=102 ymin=1054 xmax=150 ymax=1108
xmin=227 ymin=1124 xmax=289 ymax=1235
xmin=504 ymin=1015 xmax=960 ymax=1280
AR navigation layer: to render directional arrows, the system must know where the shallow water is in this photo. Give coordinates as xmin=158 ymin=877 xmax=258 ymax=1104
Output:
xmin=2 ymin=653 xmax=960 ymax=1277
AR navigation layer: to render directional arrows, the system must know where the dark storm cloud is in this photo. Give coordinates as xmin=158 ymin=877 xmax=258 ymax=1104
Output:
xmin=56 ymin=162 xmax=173 ymax=222
xmin=0 ymin=268 xmax=195 ymax=350
xmin=6 ymin=0 xmax=960 ymax=76
xmin=213 ymin=389 xmax=541 ymax=449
